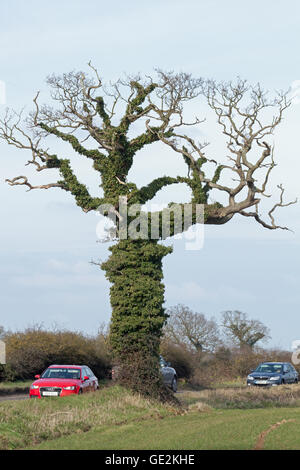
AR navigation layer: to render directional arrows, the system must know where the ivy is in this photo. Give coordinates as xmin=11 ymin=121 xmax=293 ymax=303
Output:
xmin=102 ymin=240 xmax=172 ymax=359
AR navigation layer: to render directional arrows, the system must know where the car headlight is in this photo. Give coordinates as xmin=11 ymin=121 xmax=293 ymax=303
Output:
xmin=269 ymin=376 xmax=280 ymax=381
xmin=63 ymin=386 xmax=76 ymax=390
xmin=247 ymin=375 xmax=254 ymax=380
xmin=31 ymin=385 xmax=39 ymax=389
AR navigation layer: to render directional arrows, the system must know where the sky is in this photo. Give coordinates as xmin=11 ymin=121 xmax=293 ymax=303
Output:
xmin=0 ymin=0 xmax=299 ymax=350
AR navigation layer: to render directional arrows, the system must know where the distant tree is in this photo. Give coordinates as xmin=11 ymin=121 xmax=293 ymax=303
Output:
xmin=221 ymin=310 xmax=271 ymax=349
xmin=164 ymin=304 xmax=220 ymax=352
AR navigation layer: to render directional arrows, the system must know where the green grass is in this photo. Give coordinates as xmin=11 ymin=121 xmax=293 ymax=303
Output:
xmin=2 ymin=384 xmax=300 ymax=450
xmin=0 ymin=380 xmax=31 ymax=395
xmin=32 ymin=407 xmax=300 ymax=450
xmin=0 ymin=385 xmax=176 ymax=450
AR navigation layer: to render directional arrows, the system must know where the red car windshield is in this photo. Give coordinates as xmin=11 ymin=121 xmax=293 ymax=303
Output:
xmin=41 ymin=368 xmax=81 ymax=380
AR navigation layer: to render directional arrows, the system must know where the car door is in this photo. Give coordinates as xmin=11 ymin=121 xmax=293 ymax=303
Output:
xmin=283 ymin=364 xmax=289 ymax=383
xmin=284 ymin=364 xmax=293 ymax=383
xmin=162 ymin=361 xmax=174 ymax=385
xmin=159 ymin=357 xmax=170 ymax=385
xmin=81 ymin=367 xmax=91 ymax=392
xmin=165 ymin=363 xmax=175 ymax=385
xmin=288 ymin=364 xmax=296 ymax=383
xmin=291 ymin=364 xmax=298 ymax=382
xmin=86 ymin=367 xmax=97 ymax=390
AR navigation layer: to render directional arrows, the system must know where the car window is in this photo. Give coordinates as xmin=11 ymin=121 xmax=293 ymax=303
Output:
xmin=42 ymin=368 xmax=81 ymax=379
xmin=255 ymin=364 xmax=282 ymax=373
xmin=159 ymin=356 xmax=167 ymax=367
xmin=86 ymin=367 xmax=94 ymax=377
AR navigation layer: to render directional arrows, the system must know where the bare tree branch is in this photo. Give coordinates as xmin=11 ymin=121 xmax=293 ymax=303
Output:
xmin=0 ymin=70 xmax=296 ymax=232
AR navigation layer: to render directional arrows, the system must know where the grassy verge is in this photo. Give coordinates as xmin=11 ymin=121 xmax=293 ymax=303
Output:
xmin=213 ymin=378 xmax=246 ymax=389
xmin=2 ymin=384 xmax=300 ymax=450
xmin=0 ymin=381 xmax=31 ymax=395
xmin=178 ymin=384 xmax=300 ymax=409
xmin=0 ymin=385 xmax=178 ymax=450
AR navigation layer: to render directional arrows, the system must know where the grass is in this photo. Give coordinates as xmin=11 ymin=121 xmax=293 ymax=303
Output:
xmin=32 ymin=407 xmax=300 ymax=450
xmin=2 ymin=383 xmax=300 ymax=450
xmin=213 ymin=377 xmax=246 ymax=389
xmin=178 ymin=384 xmax=300 ymax=409
xmin=0 ymin=380 xmax=31 ymax=395
xmin=0 ymin=385 xmax=178 ymax=450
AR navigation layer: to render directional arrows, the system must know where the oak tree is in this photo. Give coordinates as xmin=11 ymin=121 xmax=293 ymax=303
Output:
xmin=221 ymin=310 xmax=271 ymax=349
xmin=0 ymin=67 xmax=295 ymax=397
xmin=164 ymin=304 xmax=220 ymax=353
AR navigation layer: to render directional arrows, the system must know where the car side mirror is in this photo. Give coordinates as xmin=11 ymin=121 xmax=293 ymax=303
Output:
xmin=83 ymin=376 xmax=89 ymax=381
xmin=34 ymin=375 xmax=40 ymax=379
xmin=166 ymin=362 xmax=171 ymax=367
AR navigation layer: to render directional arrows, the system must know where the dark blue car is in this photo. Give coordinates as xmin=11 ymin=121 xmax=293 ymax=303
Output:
xmin=247 ymin=362 xmax=298 ymax=387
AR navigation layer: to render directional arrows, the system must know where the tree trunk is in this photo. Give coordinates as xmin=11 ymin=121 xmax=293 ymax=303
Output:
xmin=102 ymin=239 xmax=173 ymax=398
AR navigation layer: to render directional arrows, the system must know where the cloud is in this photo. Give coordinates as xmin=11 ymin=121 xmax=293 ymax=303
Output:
xmin=165 ymin=280 xmax=256 ymax=306
xmin=165 ymin=281 xmax=207 ymax=303
xmin=10 ymin=272 xmax=104 ymax=289
xmin=9 ymin=258 xmax=105 ymax=290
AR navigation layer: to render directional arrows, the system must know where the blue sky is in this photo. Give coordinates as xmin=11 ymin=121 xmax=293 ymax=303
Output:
xmin=0 ymin=0 xmax=299 ymax=349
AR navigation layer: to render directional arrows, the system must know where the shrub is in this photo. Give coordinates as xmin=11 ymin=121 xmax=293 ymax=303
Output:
xmin=189 ymin=346 xmax=293 ymax=389
xmin=160 ymin=339 xmax=194 ymax=379
xmin=111 ymin=336 xmax=179 ymax=404
xmin=2 ymin=326 xmax=112 ymax=381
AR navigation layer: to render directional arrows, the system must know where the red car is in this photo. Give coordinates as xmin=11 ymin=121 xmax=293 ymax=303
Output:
xmin=29 ymin=364 xmax=99 ymax=398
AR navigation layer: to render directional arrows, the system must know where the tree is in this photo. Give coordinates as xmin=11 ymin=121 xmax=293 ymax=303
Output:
xmin=164 ymin=304 xmax=220 ymax=352
xmin=0 ymin=67 xmax=295 ymax=397
xmin=221 ymin=310 xmax=271 ymax=349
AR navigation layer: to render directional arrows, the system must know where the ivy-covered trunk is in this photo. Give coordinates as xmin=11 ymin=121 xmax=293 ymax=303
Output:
xmin=102 ymin=239 xmax=173 ymax=398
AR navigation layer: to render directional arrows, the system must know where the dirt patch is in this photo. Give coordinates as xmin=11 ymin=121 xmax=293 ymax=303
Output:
xmin=254 ymin=419 xmax=296 ymax=450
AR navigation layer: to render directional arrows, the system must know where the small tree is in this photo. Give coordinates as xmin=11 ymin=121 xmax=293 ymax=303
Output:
xmin=164 ymin=304 xmax=220 ymax=352
xmin=221 ymin=310 xmax=271 ymax=350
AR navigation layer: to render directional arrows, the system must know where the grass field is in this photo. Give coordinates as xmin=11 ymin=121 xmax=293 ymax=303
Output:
xmin=1 ymin=383 xmax=300 ymax=450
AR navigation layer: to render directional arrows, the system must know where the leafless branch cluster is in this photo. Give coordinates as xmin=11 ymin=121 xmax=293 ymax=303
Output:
xmin=203 ymin=79 xmax=296 ymax=229
xmin=222 ymin=310 xmax=271 ymax=349
xmin=0 ymin=67 xmax=296 ymax=230
xmin=164 ymin=304 xmax=220 ymax=353
xmin=153 ymin=77 xmax=296 ymax=229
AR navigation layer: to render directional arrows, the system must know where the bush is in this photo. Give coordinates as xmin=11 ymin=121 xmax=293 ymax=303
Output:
xmin=2 ymin=326 xmax=112 ymax=381
xmin=111 ymin=335 xmax=179 ymax=403
xmin=189 ymin=346 xmax=293 ymax=389
xmin=160 ymin=339 xmax=194 ymax=379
